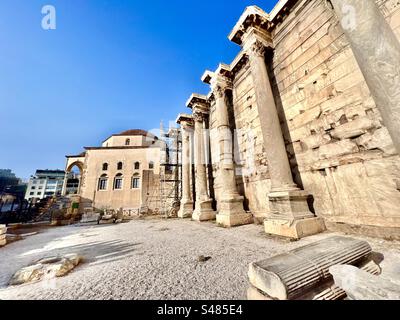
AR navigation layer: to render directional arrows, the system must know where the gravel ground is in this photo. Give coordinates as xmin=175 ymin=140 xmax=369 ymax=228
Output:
xmin=0 ymin=218 xmax=399 ymax=300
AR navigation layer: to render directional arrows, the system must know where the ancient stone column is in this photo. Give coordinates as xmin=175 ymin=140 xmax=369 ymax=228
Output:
xmin=331 ymin=0 xmax=400 ymax=154
xmin=176 ymin=114 xmax=194 ymax=218
xmin=241 ymin=28 xmax=325 ymax=239
xmin=187 ymin=94 xmax=216 ymax=221
xmin=61 ymin=172 xmax=68 ymax=196
xmin=203 ymin=69 xmax=253 ymax=227
xmin=243 ymin=33 xmax=298 ymax=192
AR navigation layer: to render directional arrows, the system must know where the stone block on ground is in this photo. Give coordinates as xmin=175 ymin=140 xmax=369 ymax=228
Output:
xmin=64 ymin=253 xmax=83 ymax=266
xmin=81 ymin=212 xmax=101 ymax=223
xmin=0 ymin=226 xmax=7 ymax=246
xmin=9 ymin=264 xmax=45 ymax=286
xmin=0 ymin=225 xmax=7 ymax=241
xmin=310 ymin=259 xmax=381 ymax=300
xmin=248 ymin=236 xmax=371 ymax=300
xmin=9 ymin=253 xmax=83 ymax=286
xmin=330 ymin=264 xmax=400 ymax=300
xmin=48 ymin=258 xmax=76 ymax=277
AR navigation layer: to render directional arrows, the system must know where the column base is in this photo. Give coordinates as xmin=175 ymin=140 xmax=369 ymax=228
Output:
xmin=268 ymin=189 xmax=315 ymax=220
xmin=178 ymin=201 xmax=193 ymax=219
xmin=265 ymin=189 xmax=326 ymax=239
xmin=264 ymin=217 xmax=326 ymax=240
xmin=216 ymin=197 xmax=253 ymax=227
xmin=192 ymin=200 xmax=216 ymax=222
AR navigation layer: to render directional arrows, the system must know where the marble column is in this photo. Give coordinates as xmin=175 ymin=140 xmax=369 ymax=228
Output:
xmin=61 ymin=172 xmax=68 ymax=196
xmin=176 ymin=114 xmax=194 ymax=218
xmin=331 ymin=0 xmax=400 ymax=154
xmin=189 ymin=99 xmax=216 ymax=221
xmin=242 ymin=30 xmax=325 ymax=239
xmin=208 ymin=72 xmax=253 ymax=227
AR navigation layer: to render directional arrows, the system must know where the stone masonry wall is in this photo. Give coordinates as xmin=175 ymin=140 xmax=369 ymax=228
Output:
xmin=378 ymin=0 xmax=400 ymax=42
xmin=267 ymin=0 xmax=400 ymax=231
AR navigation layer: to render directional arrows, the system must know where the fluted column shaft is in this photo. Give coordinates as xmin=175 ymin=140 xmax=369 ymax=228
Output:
xmin=193 ymin=112 xmax=211 ymax=202
xmin=245 ymin=36 xmax=297 ymax=192
xmin=213 ymin=86 xmax=241 ymax=199
xmin=248 ymin=236 xmax=371 ymax=300
xmin=181 ymin=127 xmax=192 ymax=202
xmin=241 ymin=31 xmax=324 ymax=238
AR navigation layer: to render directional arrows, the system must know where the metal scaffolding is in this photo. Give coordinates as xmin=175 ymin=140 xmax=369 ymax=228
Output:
xmin=159 ymin=123 xmax=182 ymax=217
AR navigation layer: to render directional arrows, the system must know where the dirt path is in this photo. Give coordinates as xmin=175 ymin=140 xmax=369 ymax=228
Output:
xmin=0 ymin=219 xmax=399 ymax=300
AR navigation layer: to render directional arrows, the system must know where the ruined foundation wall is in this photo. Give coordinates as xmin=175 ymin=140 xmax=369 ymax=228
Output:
xmin=267 ymin=0 xmax=400 ymax=232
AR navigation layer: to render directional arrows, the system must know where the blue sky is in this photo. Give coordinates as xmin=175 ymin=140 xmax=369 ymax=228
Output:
xmin=0 ymin=0 xmax=277 ymax=180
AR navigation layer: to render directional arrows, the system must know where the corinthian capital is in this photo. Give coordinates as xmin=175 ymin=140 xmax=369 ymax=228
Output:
xmin=248 ymin=40 xmax=265 ymax=58
xmin=181 ymin=120 xmax=194 ymax=131
xmin=193 ymin=111 xmax=205 ymax=123
xmin=202 ymin=66 xmax=233 ymax=100
xmin=246 ymin=39 xmax=266 ymax=58
xmin=241 ymin=27 xmax=272 ymax=59
xmin=212 ymin=84 xmax=226 ymax=99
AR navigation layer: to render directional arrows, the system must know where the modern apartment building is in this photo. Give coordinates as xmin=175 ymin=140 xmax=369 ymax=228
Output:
xmin=25 ymin=170 xmax=65 ymax=201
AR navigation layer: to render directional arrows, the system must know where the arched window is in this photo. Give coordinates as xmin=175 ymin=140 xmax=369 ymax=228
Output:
xmin=134 ymin=162 xmax=140 ymax=170
xmin=114 ymin=174 xmax=123 ymax=190
xmin=102 ymin=163 xmax=108 ymax=171
xmin=149 ymin=161 xmax=154 ymax=170
xmin=132 ymin=175 xmax=140 ymax=189
xmin=98 ymin=174 xmax=108 ymax=191
xmin=117 ymin=162 xmax=123 ymax=170
xmin=125 ymin=138 xmax=130 ymax=146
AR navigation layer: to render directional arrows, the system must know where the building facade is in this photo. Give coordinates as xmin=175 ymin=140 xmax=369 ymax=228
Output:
xmin=0 ymin=169 xmax=20 ymax=194
xmin=175 ymin=0 xmax=400 ymax=239
xmin=25 ymin=170 xmax=65 ymax=201
xmin=63 ymin=129 xmax=164 ymax=212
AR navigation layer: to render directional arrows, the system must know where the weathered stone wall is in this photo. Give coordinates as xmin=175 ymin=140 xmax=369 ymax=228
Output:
xmin=266 ymin=0 xmax=400 ymax=232
xmin=378 ymin=0 xmax=400 ymax=41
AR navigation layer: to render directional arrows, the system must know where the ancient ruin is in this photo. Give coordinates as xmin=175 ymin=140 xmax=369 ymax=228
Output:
xmin=55 ymin=0 xmax=400 ymax=241
xmin=1 ymin=0 xmax=400 ymax=304
xmin=173 ymin=0 xmax=400 ymax=240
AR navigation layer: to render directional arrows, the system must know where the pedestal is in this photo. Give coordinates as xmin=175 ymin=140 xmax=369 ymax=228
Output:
xmin=178 ymin=201 xmax=193 ymax=219
xmin=216 ymin=197 xmax=253 ymax=227
xmin=264 ymin=190 xmax=326 ymax=239
xmin=192 ymin=200 xmax=216 ymax=221
xmin=264 ymin=217 xmax=326 ymax=240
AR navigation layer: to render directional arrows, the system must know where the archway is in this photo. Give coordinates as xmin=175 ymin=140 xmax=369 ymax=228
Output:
xmin=63 ymin=160 xmax=84 ymax=196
